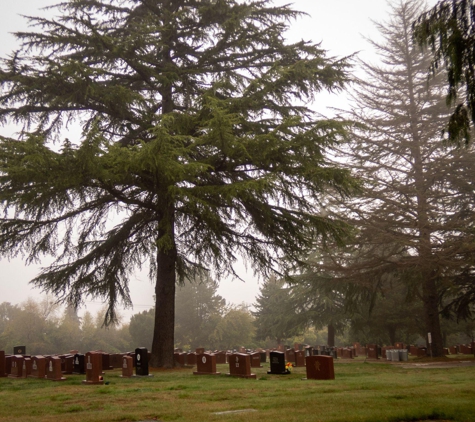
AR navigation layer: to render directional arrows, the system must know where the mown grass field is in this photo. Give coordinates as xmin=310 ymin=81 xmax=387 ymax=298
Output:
xmin=1 ymin=357 xmax=474 ymax=422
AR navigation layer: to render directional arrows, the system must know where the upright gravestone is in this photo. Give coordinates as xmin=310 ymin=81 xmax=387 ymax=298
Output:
xmin=250 ymin=352 xmax=262 ymax=368
xmin=187 ymin=352 xmax=197 ymax=366
xmin=101 ymin=352 xmax=114 ymax=370
xmin=174 ymin=352 xmax=186 ymax=367
xmin=60 ymin=355 xmax=74 ymax=374
xmin=46 ymin=356 xmax=66 ymax=381
xmin=285 ymin=348 xmax=296 ymax=364
xmin=0 ymin=351 xmax=6 ymax=377
xmin=29 ymin=356 xmax=46 ymax=379
xmin=214 ymin=351 xmax=226 ymax=364
xmin=135 ymin=347 xmax=152 ymax=377
xmin=295 ymin=350 xmax=306 ymax=367
xmin=267 ymin=351 xmax=289 ymax=375
xmin=195 ymin=348 xmax=205 ymax=355
xmin=193 ymin=353 xmax=220 ymax=375
xmin=5 ymin=355 xmax=12 ymax=375
xmin=13 ymin=346 xmax=26 ymax=355
xmin=367 ymin=344 xmax=379 ymax=359
xmin=73 ymin=354 xmax=85 ymax=374
xmin=22 ymin=357 xmax=32 ymax=378
xmin=121 ymin=355 xmax=134 ymax=378
xmin=227 ymin=353 xmax=256 ymax=379
xmin=304 ymin=355 xmax=335 ymax=380
xmin=8 ymin=355 xmax=24 ymax=378
xmin=83 ymin=351 xmax=104 ymax=385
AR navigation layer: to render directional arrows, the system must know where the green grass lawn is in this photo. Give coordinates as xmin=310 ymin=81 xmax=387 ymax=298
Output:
xmin=1 ymin=358 xmax=474 ymax=422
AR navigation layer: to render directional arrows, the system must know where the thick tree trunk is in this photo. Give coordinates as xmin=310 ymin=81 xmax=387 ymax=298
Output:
xmin=387 ymin=325 xmax=396 ymax=346
xmin=327 ymin=323 xmax=335 ymax=347
xmin=422 ymin=275 xmax=444 ymax=357
xmin=150 ymin=209 xmax=177 ymax=368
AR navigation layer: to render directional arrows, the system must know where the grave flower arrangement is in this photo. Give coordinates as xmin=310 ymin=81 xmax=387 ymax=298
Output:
xmin=285 ymin=362 xmax=293 ymax=373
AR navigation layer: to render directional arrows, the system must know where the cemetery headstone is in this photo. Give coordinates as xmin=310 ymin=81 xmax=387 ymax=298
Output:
xmin=367 ymin=344 xmax=379 ymax=359
xmin=82 ymin=351 xmax=104 ymax=385
xmin=227 ymin=353 xmax=256 ymax=379
xmin=259 ymin=351 xmax=267 ymax=363
xmin=46 ymin=356 xmax=66 ymax=381
xmin=29 ymin=356 xmax=46 ymax=379
xmin=193 ymin=353 xmax=220 ymax=375
xmin=5 ymin=355 xmax=12 ymax=375
xmin=294 ymin=350 xmax=306 ymax=367
xmin=73 ymin=353 xmax=85 ymax=374
xmin=195 ymin=348 xmax=205 ymax=355
xmin=8 ymin=355 xmax=24 ymax=378
xmin=13 ymin=346 xmax=26 ymax=355
xmin=304 ymin=355 xmax=335 ymax=380
xmin=22 ymin=357 xmax=32 ymax=378
xmin=135 ymin=347 xmax=152 ymax=377
xmin=342 ymin=348 xmax=353 ymax=359
xmin=60 ymin=355 xmax=74 ymax=374
xmin=121 ymin=355 xmax=134 ymax=378
xmin=285 ymin=348 xmax=296 ymax=363
xmin=100 ymin=352 xmax=114 ymax=370
xmin=250 ymin=352 xmax=262 ymax=368
xmin=267 ymin=351 xmax=289 ymax=375
xmin=214 ymin=351 xmax=226 ymax=364
xmin=0 ymin=351 xmax=6 ymax=377
xmin=187 ymin=352 xmax=197 ymax=366
xmin=174 ymin=352 xmax=186 ymax=367
xmin=417 ymin=347 xmax=427 ymax=357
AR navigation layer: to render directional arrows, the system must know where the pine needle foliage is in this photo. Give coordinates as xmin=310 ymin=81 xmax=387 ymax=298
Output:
xmin=414 ymin=0 xmax=475 ymax=144
xmin=0 ymin=0 xmax=355 ymax=367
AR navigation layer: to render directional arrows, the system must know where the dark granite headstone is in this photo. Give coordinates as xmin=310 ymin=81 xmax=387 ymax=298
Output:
xmin=0 ymin=351 xmax=6 ymax=377
xmin=13 ymin=346 xmax=26 ymax=355
xmin=73 ymin=353 xmax=85 ymax=374
xmin=267 ymin=351 xmax=289 ymax=375
xmin=135 ymin=347 xmax=150 ymax=376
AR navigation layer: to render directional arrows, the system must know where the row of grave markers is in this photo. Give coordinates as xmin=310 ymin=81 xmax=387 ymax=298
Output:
xmin=191 ymin=351 xmax=335 ymax=380
xmin=0 ymin=348 xmax=151 ymax=384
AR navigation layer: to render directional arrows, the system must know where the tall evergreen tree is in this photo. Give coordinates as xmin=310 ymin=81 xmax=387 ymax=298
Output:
xmin=307 ymin=0 xmax=475 ymax=356
xmin=174 ymin=272 xmax=225 ymax=349
xmin=252 ymin=276 xmax=301 ymax=346
xmin=0 ymin=0 xmax=355 ymax=367
xmin=414 ymin=0 xmax=475 ymax=143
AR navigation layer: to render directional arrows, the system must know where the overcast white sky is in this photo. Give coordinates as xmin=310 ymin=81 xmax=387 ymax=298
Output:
xmin=0 ymin=0 xmax=438 ymax=321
